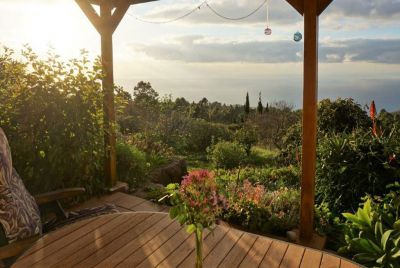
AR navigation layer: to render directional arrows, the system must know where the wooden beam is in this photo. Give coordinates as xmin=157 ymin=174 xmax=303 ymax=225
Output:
xmin=110 ymin=3 xmax=130 ymax=33
xmin=300 ymin=0 xmax=319 ymax=242
xmin=318 ymin=0 xmax=333 ymax=15
xmin=75 ymin=0 xmax=102 ymax=34
xmin=285 ymin=0 xmax=304 ymax=15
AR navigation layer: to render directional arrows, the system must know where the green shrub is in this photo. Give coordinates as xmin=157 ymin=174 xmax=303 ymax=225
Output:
xmin=217 ymin=166 xmax=299 ymax=190
xmin=0 ymin=47 xmax=105 ymax=195
xmin=186 ymin=119 xmax=232 ymax=153
xmin=207 ymin=141 xmax=246 ymax=169
xmin=316 ymin=130 xmax=399 ymax=213
xmin=318 ymin=98 xmax=371 ymax=134
xmin=234 ymin=127 xmax=258 ymax=156
xmin=339 ymin=188 xmax=400 ymax=267
xmin=116 ymin=142 xmax=148 ymax=188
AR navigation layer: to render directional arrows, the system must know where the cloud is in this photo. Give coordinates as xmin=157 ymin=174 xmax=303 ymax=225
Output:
xmin=133 ymin=36 xmax=400 ymax=64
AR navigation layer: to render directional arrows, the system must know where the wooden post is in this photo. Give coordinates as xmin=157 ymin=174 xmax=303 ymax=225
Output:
xmin=76 ymin=0 xmax=140 ymax=188
xmin=100 ymin=2 xmax=117 ymax=188
xmin=299 ymin=0 xmax=319 ymax=242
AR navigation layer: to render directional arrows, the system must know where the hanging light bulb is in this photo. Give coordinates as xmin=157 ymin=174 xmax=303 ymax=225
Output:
xmin=294 ymin=31 xmax=302 ymax=42
xmin=265 ymin=27 xmax=272 ymax=35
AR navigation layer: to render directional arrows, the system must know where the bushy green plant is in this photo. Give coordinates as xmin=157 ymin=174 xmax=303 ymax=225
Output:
xmin=186 ymin=119 xmax=232 ymax=153
xmin=339 ymin=188 xmax=400 ymax=267
xmin=217 ymin=166 xmax=299 ymax=190
xmin=246 ymin=147 xmax=278 ymax=167
xmin=316 ymin=130 xmax=399 ymax=213
xmin=234 ymin=127 xmax=258 ymax=156
xmin=318 ymin=98 xmax=371 ymax=134
xmin=0 ymin=47 xmax=105 ymax=195
xmin=116 ymin=142 xmax=148 ymax=189
xmin=207 ymin=141 xmax=246 ymax=169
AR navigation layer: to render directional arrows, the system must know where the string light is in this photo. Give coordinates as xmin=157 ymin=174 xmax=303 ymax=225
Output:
xmin=131 ymin=0 xmax=268 ymax=24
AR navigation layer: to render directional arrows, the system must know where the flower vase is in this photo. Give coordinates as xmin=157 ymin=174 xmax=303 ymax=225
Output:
xmin=195 ymin=227 xmax=203 ymax=268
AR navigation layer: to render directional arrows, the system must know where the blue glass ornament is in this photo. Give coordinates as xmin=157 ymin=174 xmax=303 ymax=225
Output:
xmin=294 ymin=31 xmax=302 ymax=42
xmin=264 ymin=27 xmax=272 ymax=36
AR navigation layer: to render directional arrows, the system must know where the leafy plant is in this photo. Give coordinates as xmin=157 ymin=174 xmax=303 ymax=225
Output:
xmin=339 ymin=189 xmax=400 ymax=267
xmin=207 ymin=141 xmax=246 ymax=169
xmin=167 ymin=170 xmax=227 ymax=268
xmin=116 ymin=142 xmax=148 ymax=189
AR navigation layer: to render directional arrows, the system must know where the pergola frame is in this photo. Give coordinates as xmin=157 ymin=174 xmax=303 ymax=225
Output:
xmin=76 ymin=0 xmax=333 ymax=242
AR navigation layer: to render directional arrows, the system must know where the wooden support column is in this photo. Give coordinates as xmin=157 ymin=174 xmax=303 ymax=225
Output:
xmin=100 ymin=2 xmax=117 ymax=188
xmin=299 ymin=0 xmax=319 ymax=242
xmin=76 ymin=0 xmax=132 ymax=188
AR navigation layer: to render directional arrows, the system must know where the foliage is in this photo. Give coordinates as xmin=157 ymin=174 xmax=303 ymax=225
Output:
xmin=218 ymin=165 xmax=299 ymax=191
xmin=245 ymin=147 xmax=278 ymax=167
xmin=207 ymin=141 xmax=247 ymax=169
xmin=339 ymin=189 xmax=400 ymax=267
xmin=223 ymin=181 xmax=300 ymax=235
xmin=116 ymin=142 xmax=148 ymax=189
xmin=234 ymin=127 xmax=258 ymax=156
xmin=167 ymin=170 xmax=227 ymax=232
xmin=0 ymin=47 xmax=105 ymax=195
xmin=186 ymin=119 xmax=233 ymax=153
xmin=316 ymin=130 xmax=399 ymax=213
xmin=318 ymin=98 xmax=371 ymax=134
xmin=250 ymin=101 xmax=299 ymax=149
xmin=245 ymin=92 xmax=250 ymax=115
xmin=257 ymin=93 xmax=263 ymax=114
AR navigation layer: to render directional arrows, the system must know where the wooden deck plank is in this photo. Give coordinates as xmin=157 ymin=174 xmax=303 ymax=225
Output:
xmin=178 ymin=226 xmax=228 ymax=268
xmin=135 ymin=227 xmax=192 ymax=267
xmin=77 ymin=213 xmax=165 ymax=268
xmin=259 ymin=240 xmax=288 ymax=268
xmin=219 ymin=232 xmax=258 ymax=268
xmin=54 ymin=213 xmax=150 ymax=266
xmin=203 ymin=229 xmax=243 ymax=267
xmin=13 ymin=199 xmax=361 ymax=268
xmin=92 ymin=213 xmax=171 ymax=268
xmin=131 ymin=200 xmax=165 ymax=212
xmin=300 ymin=249 xmax=323 ymax=268
xmin=238 ymin=237 xmax=273 ymax=268
xmin=320 ymin=253 xmax=341 ymax=268
xmin=340 ymin=259 xmax=360 ymax=268
xmin=17 ymin=216 xmax=98 ymax=259
xmin=13 ymin=215 xmax=115 ymax=267
xmin=33 ymin=214 xmax=132 ymax=267
xmin=114 ymin=220 xmax=183 ymax=267
xmin=157 ymin=230 xmax=211 ymax=268
xmin=280 ymin=244 xmax=305 ymax=268
xmin=112 ymin=194 xmax=148 ymax=210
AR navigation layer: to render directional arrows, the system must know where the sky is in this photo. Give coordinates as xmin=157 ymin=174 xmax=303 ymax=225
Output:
xmin=1 ymin=0 xmax=400 ymax=111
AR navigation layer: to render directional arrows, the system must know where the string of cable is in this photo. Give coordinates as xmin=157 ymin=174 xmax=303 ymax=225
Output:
xmin=205 ymin=0 xmax=267 ymax=21
xmin=132 ymin=1 xmax=207 ymax=24
xmin=132 ymin=0 xmax=268 ymax=24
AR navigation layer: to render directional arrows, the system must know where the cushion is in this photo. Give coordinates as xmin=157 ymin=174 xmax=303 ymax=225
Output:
xmin=0 ymin=128 xmax=42 ymax=243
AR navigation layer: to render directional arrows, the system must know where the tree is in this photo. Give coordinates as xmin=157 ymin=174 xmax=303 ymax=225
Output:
xmin=245 ymin=92 xmax=250 ymax=115
xmin=257 ymin=92 xmax=263 ymax=114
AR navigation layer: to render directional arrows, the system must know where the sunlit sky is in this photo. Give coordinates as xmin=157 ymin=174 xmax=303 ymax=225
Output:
xmin=1 ymin=0 xmax=400 ymax=111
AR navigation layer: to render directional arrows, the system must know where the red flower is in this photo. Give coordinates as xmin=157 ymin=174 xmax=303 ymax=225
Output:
xmin=370 ymin=100 xmax=376 ymax=121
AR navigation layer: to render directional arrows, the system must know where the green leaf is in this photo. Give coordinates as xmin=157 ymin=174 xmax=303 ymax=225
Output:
xmin=375 ymin=222 xmax=383 ymax=241
xmin=186 ymin=224 xmax=196 ymax=234
xmin=382 ymin=230 xmax=395 ymax=251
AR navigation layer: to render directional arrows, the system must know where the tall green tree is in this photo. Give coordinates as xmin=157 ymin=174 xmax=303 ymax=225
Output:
xmin=245 ymin=92 xmax=250 ymax=115
xmin=257 ymin=92 xmax=263 ymax=114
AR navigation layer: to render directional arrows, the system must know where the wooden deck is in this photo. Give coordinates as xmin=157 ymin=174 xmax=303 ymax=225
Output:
xmin=14 ymin=193 xmax=361 ymax=268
